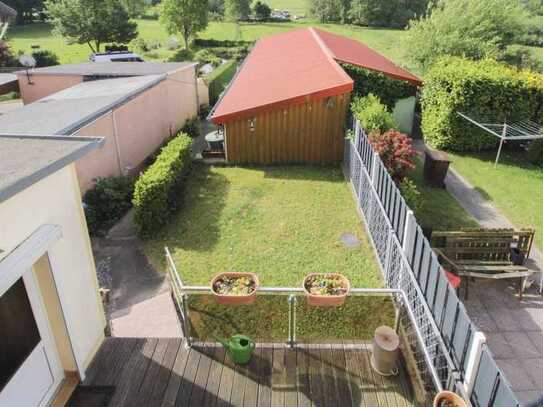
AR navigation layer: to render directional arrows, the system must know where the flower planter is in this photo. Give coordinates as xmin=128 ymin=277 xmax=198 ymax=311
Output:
xmin=433 ymin=391 xmax=467 ymax=407
xmin=303 ymin=273 xmax=350 ymax=307
xmin=211 ymin=272 xmax=259 ymax=305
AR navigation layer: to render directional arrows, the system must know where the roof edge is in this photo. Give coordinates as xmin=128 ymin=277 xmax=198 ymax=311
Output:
xmin=0 ymin=136 xmax=104 ymax=204
xmin=309 ymin=27 xmax=354 ymax=86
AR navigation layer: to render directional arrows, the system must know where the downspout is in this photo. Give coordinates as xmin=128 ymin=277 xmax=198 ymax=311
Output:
xmin=111 ymin=110 xmax=124 ymax=175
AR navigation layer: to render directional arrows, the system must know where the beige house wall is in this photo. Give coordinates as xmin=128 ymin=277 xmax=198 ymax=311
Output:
xmin=17 ymin=74 xmax=83 ymax=104
xmin=72 ymin=67 xmax=198 ymax=194
xmin=0 ymin=164 xmax=106 ymax=374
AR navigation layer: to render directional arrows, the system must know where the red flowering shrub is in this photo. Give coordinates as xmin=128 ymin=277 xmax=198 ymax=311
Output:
xmin=369 ymin=129 xmax=417 ymax=182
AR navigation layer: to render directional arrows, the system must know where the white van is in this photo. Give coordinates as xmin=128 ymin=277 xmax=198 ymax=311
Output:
xmin=89 ymin=51 xmax=144 ymax=62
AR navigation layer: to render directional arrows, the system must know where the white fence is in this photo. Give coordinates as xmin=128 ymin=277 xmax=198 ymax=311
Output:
xmin=345 ymin=121 xmax=519 ymax=406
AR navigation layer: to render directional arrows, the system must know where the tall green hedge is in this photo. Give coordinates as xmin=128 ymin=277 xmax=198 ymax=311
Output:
xmin=421 ymin=57 xmax=543 ymax=151
xmin=133 ymin=133 xmax=192 ymax=238
xmin=341 ymin=63 xmax=417 ymax=109
xmin=205 ymin=60 xmax=238 ymax=105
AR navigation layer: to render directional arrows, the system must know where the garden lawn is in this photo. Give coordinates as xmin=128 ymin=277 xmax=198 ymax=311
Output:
xmin=448 ymin=150 xmax=543 ymax=249
xmin=408 ymin=157 xmax=478 ymax=231
xmin=144 ymin=164 xmax=394 ymax=341
xmin=7 ymin=20 xmax=416 ymax=73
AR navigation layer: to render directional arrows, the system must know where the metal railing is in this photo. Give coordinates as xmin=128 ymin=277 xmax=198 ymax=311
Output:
xmin=345 ymin=121 xmax=519 ymax=406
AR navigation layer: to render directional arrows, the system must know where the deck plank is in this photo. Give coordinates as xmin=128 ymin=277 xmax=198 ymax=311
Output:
xmin=138 ymin=338 xmax=170 ymax=404
xmin=148 ymin=338 xmax=182 ymax=406
xmin=189 ymin=345 xmax=214 ymax=406
xmin=296 ymin=345 xmax=311 ymax=407
xmin=320 ymin=344 xmax=340 ymax=407
xmin=175 ymin=347 xmax=202 ymax=406
xmin=230 ymin=348 xmax=249 ymax=407
xmin=161 ymin=342 xmax=191 ymax=407
xmin=243 ymin=344 xmax=261 ymax=407
xmin=332 ymin=344 xmax=354 ymax=407
xmin=216 ymin=344 xmax=236 ymax=407
xmin=270 ymin=343 xmax=285 ymax=407
xmin=82 ymin=337 xmax=116 ymax=385
xmin=307 ymin=345 xmax=323 ymax=407
xmin=284 ymin=346 xmax=298 ymax=407
xmin=202 ymin=345 xmax=226 ymax=407
xmin=343 ymin=342 xmax=366 ymax=407
xmin=257 ymin=346 xmax=273 ymax=407
xmin=353 ymin=344 xmax=379 ymax=407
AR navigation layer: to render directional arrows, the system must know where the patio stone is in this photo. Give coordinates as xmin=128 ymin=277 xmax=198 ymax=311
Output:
xmin=524 ymin=358 xmax=543 ymax=387
xmin=467 ymin=309 xmax=500 ymax=333
xmin=516 ymin=391 xmax=542 ymax=405
xmin=503 ymin=332 xmax=541 ymax=359
xmin=487 ymin=307 xmax=522 ymax=332
xmin=526 ymin=332 xmax=543 ymax=353
xmin=512 ymin=308 xmax=543 ymax=332
xmin=495 ymin=359 xmax=536 ymax=391
xmin=485 ymin=333 xmax=514 ymax=359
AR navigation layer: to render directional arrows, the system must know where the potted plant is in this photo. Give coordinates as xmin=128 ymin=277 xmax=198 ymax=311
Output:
xmin=211 ymin=272 xmax=259 ymax=305
xmin=303 ymin=273 xmax=350 ymax=306
xmin=433 ymin=390 xmax=467 ymax=407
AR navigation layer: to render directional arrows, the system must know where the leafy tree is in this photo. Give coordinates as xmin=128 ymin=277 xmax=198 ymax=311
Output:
xmin=45 ymin=0 xmax=138 ymax=53
xmin=309 ymin=0 xmax=342 ymax=22
xmin=121 ymin=0 xmax=148 ymax=16
xmin=160 ymin=0 xmax=209 ymax=50
xmin=209 ymin=0 xmax=225 ymax=15
xmin=348 ymin=0 xmax=398 ymax=26
xmin=405 ymin=0 xmax=528 ymax=69
xmin=4 ymin=0 xmax=44 ymax=24
xmin=225 ymin=0 xmax=250 ymax=21
xmin=253 ymin=0 xmax=271 ymax=20
xmin=0 ymin=41 xmax=17 ymax=67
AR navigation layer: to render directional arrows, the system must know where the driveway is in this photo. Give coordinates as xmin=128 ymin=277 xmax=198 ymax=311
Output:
xmin=93 ymin=210 xmax=181 ymax=337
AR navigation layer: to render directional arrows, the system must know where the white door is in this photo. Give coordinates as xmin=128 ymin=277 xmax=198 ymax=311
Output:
xmin=0 ymin=272 xmax=64 ymax=407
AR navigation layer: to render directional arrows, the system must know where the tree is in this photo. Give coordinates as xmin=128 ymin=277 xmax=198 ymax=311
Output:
xmin=405 ymin=0 xmax=528 ymax=69
xmin=253 ymin=1 xmax=270 ymax=20
xmin=224 ymin=0 xmax=250 ymax=21
xmin=121 ymin=0 xmax=148 ymax=17
xmin=160 ymin=0 xmax=208 ymax=49
xmin=309 ymin=0 xmax=342 ymax=22
xmin=4 ymin=0 xmax=44 ymax=24
xmin=45 ymin=0 xmax=138 ymax=53
xmin=348 ymin=0 xmax=398 ymax=26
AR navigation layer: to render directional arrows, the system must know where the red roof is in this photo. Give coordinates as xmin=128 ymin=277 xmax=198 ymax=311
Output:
xmin=211 ymin=28 xmax=421 ymax=124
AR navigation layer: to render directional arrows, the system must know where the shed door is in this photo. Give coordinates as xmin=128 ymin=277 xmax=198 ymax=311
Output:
xmin=0 ymin=273 xmax=63 ymax=407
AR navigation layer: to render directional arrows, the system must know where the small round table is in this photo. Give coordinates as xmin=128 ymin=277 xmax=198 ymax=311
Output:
xmin=205 ymin=130 xmax=224 ymax=151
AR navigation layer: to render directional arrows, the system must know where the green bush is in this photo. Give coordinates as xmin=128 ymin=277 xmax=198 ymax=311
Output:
xmin=133 ymin=133 xmax=193 ymax=237
xmin=205 ymin=60 xmax=237 ymax=105
xmin=194 ymin=49 xmax=222 ymax=67
xmin=32 ymin=50 xmax=59 ymax=67
xmin=83 ymin=176 xmax=134 ymax=236
xmin=400 ymin=178 xmax=423 ymax=212
xmin=168 ymin=48 xmax=195 ymax=62
xmin=351 ymin=93 xmax=398 ymax=133
xmin=181 ymin=117 xmax=200 ymax=138
xmin=421 ymin=57 xmax=543 ymax=151
xmin=527 ymin=139 xmax=543 ymax=166
xmin=341 ymin=63 xmax=417 ymax=109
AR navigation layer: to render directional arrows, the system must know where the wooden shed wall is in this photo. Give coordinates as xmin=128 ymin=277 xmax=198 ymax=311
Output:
xmin=224 ymin=92 xmax=350 ymax=164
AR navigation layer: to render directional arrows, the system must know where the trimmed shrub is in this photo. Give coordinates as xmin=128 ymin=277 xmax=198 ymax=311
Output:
xmin=400 ymin=178 xmax=423 ymax=212
xmin=32 ymin=50 xmax=60 ymax=67
xmin=168 ymin=48 xmax=194 ymax=62
xmin=194 ymin=49 xmax=222 ymax=67
xmin=369 ymin=129 xmax=416 ymax=182
xmin=351 ymin=93 xmax=398 ymax=134
xmin=527 ymin=139 xmax=543 ymax=166
xmin=205 ymin=60 xmax=238 ymax=105
xmin=421 ymin=57 xmax=543 ymax=151
xmin=133 ymin=133 xmax=193 ymax=237
xmin=83 ymin=176 xmax=134 ymax=236
xmin=181 ymin=117 xmax=200 ymax=138
xmin=342 ymin=63 xmax=417 ymax=109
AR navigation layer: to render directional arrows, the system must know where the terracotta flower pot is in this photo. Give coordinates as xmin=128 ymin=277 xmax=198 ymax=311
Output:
xmin=303 ymin=273 xmax=350 ymax=307
xmin=211 ymin=272 xmax=259 ymax=305
xmin=433 ymin=391 xmax=467 ymax=407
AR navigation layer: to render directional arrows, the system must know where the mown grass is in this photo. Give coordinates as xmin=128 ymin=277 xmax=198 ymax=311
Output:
xmin=144 ymin=164 xmax=393 ymax=340
xmin=448 ymin=149 xmax=543 ymax=249
xmin=7 ymin=20 xmax=416 ymax=73
xmin=407 ymin=157 xmax=478 ymax=231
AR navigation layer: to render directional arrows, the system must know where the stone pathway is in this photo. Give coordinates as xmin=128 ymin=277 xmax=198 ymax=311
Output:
xmin=414 ymin=141 xmax=543 ymax=405
xmin=93 ymin=210 xmax=181 ymax=338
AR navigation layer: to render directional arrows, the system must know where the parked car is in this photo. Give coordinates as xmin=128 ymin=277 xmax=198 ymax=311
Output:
xmin=90 ymin=51 xmax=144 ymax=62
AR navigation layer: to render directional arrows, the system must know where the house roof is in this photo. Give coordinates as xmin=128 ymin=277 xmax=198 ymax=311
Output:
xmin=0 ymin=135 xmax=103 ymax=203
xmin=211 ymin=28 xmax=421 ymax=124
xmin=15 ymin=62 xmax=195 ymax=77
xmin=0 ymin=74 xmax=165 ymax=135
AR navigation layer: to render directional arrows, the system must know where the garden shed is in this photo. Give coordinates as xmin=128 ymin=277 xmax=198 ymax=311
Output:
xmin=210 ymin=27 xmax=421 ymax=164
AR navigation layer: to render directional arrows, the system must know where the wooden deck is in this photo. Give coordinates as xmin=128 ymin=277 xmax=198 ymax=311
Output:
xmin=82 ymin=338 xmax=415 ymax=407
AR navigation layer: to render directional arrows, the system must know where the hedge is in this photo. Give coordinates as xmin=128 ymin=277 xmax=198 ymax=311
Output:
xmin=421 ymin=57 xmax=543 ymax=151
xmin=205 ymin=60 xmax=238 ymax=105
xmin=341 ymin=63 xmax=417 ymax=109
xmin=351 ymin=93 xmax=397 ymax=133
xmin=133 ymin=133 xmax=192 ymax=237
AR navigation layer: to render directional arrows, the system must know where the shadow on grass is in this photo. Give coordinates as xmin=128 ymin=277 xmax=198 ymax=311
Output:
xmin=155 ymin=162 xmax=230 ymax=252
xmin=260 ymin=164 xmax=346 ymax=183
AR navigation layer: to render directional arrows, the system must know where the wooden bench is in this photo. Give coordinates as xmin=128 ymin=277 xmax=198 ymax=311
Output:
xmin=430 ymin=228 xmax=535 ymax=300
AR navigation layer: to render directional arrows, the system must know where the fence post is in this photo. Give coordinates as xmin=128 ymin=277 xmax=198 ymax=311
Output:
xmin=402 ymin=210 xmax=416 ymax=264
xmin=462 ymin=331 xmax=486 ymax=397
xmin=287 ymin=295 xmax=297 ymax=348
xmin=371 ymin=152 xmax=380 ymax=187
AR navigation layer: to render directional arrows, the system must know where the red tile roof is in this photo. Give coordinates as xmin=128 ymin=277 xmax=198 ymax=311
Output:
xmin=211 ymin=27 xmax=421 ymax=124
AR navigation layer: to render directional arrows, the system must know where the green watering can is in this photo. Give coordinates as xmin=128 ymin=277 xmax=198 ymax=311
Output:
xmin=216 ymin=334 xmax=255 ymax=365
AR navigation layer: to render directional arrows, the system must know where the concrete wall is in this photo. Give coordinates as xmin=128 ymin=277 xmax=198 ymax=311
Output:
xmin=0 ymin=164 xmax=106 ymax=374
xmin=73 ymin=67 xmax=198 ymax=193
xmin=197 ymin=77 xmax=209 ymax=107
xmin=17 ymin=74 xmax=83 ymax=104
